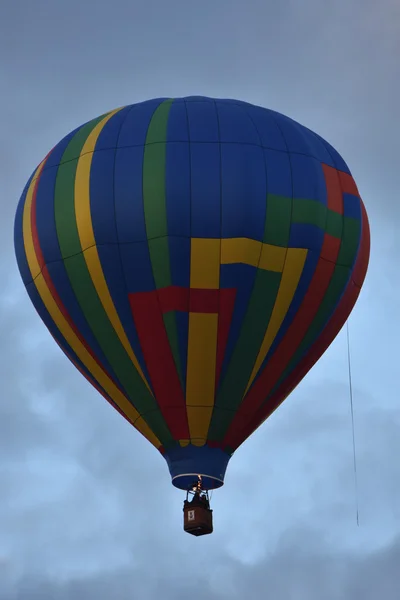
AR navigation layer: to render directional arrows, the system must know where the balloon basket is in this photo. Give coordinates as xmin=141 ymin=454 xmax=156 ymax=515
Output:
xmin=183 ymin=489 xmax=213 ymax=536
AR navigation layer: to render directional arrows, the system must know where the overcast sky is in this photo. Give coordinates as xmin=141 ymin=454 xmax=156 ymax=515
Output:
xmin=1 ymin=0 xmax=399 ymax=597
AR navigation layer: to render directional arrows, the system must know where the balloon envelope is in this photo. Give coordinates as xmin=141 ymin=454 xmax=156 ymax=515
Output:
xmin=14 ymin=97 xmax=370 ymax=490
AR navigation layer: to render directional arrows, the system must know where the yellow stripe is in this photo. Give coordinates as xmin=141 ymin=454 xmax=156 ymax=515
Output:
xmin=220 ymin=237 xmax=287 ymax=272
xmin=259 ymin=243 xmax=286 ymax=272
xmin=23 ymin=159 xmax=47 ymax=280
xmin=22 ymin=155 xmax=161 ymax=449
xmin=244 ymin=248 xmax=308 ymax=394
xmin=186 ymin=238 xmax=220 ymax=443
xmin=190 ymin=238 xmax=220 ymax=288
xmin=74 ymin=110 xmax=152 ymax=394
xmin=186 ymin=314 xmax=219 ymax=445
xmin=221 ymin=238 xmax=260 ymax=268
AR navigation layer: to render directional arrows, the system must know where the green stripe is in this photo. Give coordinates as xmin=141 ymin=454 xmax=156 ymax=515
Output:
xmin=265 ymin=195 xmax=345 ymax=245
xmin=143 ymin=99 xmax=183 ymax=384
xmin=60 ymin=116 xmax=105 ymax=164
xmin=209 ymin=269 xmax=282 ymax=440
xmin=337 ymin=217 xmax=361 ymax=266
xmin=264 ymin=194 xmax=291 ymax=245
xmin=54 ymin=127 xmax=173 ymax=445
xmin=292 ymin=198 xmax=344 ymax=239
xmin=292 ymin=198 xmax=326 ymax=229
xmin=326 ymin=210 xmax=343 ymax=239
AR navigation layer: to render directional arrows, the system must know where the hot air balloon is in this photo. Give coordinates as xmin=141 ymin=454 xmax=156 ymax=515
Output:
xmin=14 ymin=97 xmax=370 ymax=536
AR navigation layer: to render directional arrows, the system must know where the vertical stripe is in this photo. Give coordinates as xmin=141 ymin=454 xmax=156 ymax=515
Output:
xmin=140 ymin=99 xmax=189 ymax=438
xmin=186 ymin=238 xmax=220 ymax=443
xmin=165 ymin=108 xmax=191 ymax=387
xmin=143 ymin=99 xmax=185 ymax=382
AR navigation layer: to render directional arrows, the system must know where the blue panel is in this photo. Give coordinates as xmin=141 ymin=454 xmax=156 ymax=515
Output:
xmin=96 ymin=244 xmax=152 ymax=386
xmin=95 ymin=106 xmax=132 ymax=150
xmin=164 ymin=445 xmax=231 ymax=490
xmin=343 ymin=193 xmax=361 ymax=220
xmin=219 ymin=263 xmax=257 ymax=381
xmin=166 ymin=100 xmax=189 ymax=142
xmin=118 ymin=99 xmax=166 ymax=147
xmin=190 ymin=142 xmax=221 ymax=238
xmin=216 ymin=102 xmax=259 ymax=145
xmin=45 ymin=260 xmax=121 ymax=386
xmin=264 ymin=149 xmax=292 ymax=197
xmin=245 ymin=105 xmax=286 ymax=151
xmin=46 ymin=126 xmax=82 ymax=169
xmin=291 ymin=154 xmax=327 ymax=204
xmin=114 ymin=146 xmax=147 ymax=243
xmin=25 ymin=278 xmax=118 ymax=404
xmin=186 ymin=101 xmax=219 ymax=143
xmin=165 ymin=142 xmax=190 ymax=237
xmin=90 ymin=148 xmax=118 ymax=245
xmin=119 ymin=242 xmax=155 ymax=293
xmin=35 ymin=165 xmax=60 ymax=264
xmin=289 ymin=223 xmax=325 ymax=251
xmin=221 ymin=143 xmax=266 ymax=241
xmin=14 ymin=176 xmax=35 ymax=284
xmin=168 ymin=236 xmax=191 ymax=288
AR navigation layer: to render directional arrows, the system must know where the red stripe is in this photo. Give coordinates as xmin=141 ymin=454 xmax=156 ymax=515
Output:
xmin=129 ymin=290 xmax=190 ymax=439
xmin=225 ymin=194 xmax=370 ymax=450
xmin=157 ymin=286 xmax=222 ymax=314
xmin=190 ymin=288 xmax=219 ymax=312
xmin=352 ymin=200 xmax=370 ymax=286
xmin=339 ymin=171 xmax=359 ymax=196
xmin=321 ymin=166 xmax=344 ymax=262
xmin=322 ymin=164 xmax=343 ymax=213
xmin=158 ymin=286 xmax=189 ymax=313
xmin=30 ymin=167 xmax=123 ymax=393
xmin=320 ymin=233 xmax=341 ymax=263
